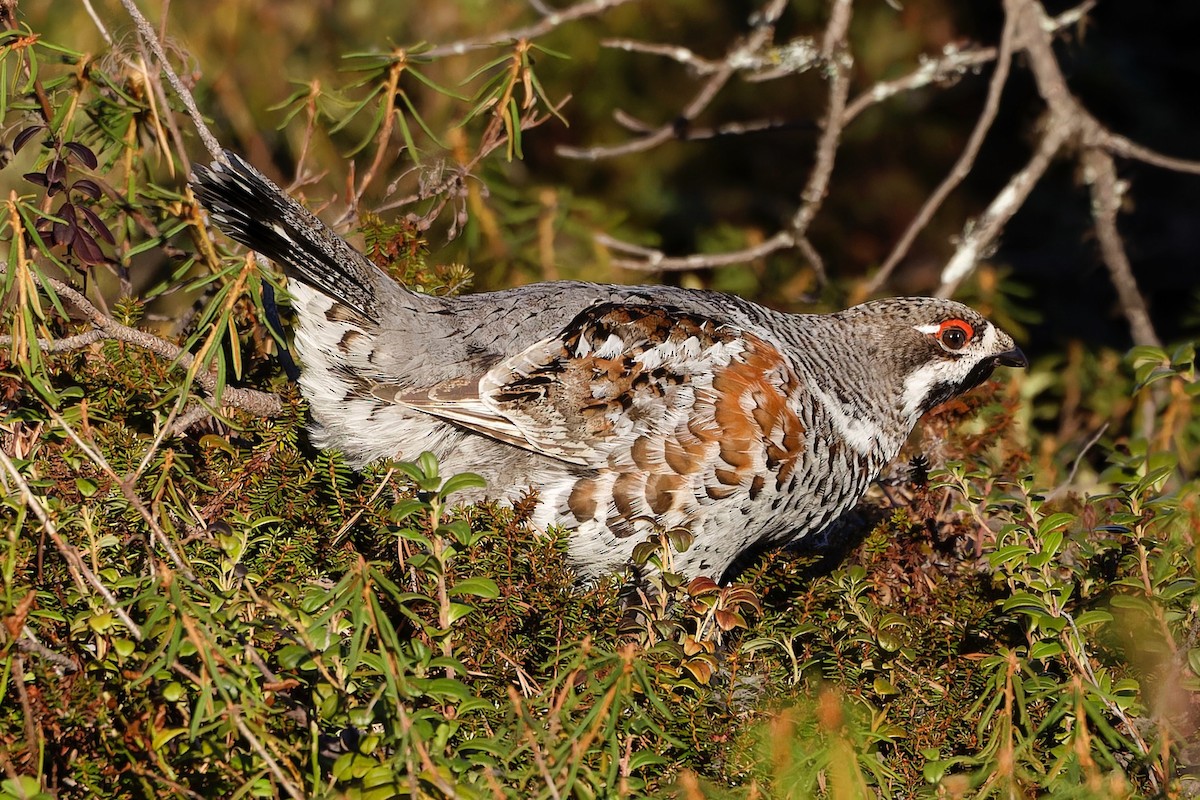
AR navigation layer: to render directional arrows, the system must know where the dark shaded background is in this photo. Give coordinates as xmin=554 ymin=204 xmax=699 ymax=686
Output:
xmin=22 ymin=0 xmax=1200 ymax=352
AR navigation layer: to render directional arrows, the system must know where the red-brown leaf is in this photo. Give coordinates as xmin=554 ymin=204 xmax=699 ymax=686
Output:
xmin=78 ymin=205 xmax=115 ymax=244
xmin=64 ymin=141 xmax=98 ymax=169
xmin=12 ymin=125 xmax=44 ymax=154
xmin=71 ymin=231 xmax=107 ymax=265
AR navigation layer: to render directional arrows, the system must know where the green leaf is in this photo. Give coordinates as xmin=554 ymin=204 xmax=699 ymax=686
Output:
xmin=439 ymin=471 xmax=487 ymax=497
xmin=1 ymin=776 xmax=54 ymax=800
xmin=436 ymin=519 xmax=474 ymax=545
xmin=1073 ymin=610 xmax=1114 ymax=628
xmin=405 ymin=65 xmax=469 ymax=101
xmin=1108 ymin=594 xmax=1151 ymax=611
xmin=422 ymin=677 xmax=477 ymax=703
xmin=449 ymin=577 xmax=499 ymax=600
xmin=1002 ymin=592 xmax=1047 ymax=613
xmin=389 ymin=498 xmax=428 ymax=523
xmin=1188 ymin=648 xmax=1200 ymax=679
xmin=1029 ymin=640 xmax=1063 ymax=660
xmin=989 ymin=544 xmax=1032 ymax=568
xmin=446 ymin=602 xmax=475 ymax=624
xmin=629 ymin=750 xmax=670 ymax=771
xmin=152 ymin=727 xmax=188 ymax=751
xmin=1036 ymin=512 xmax=1075 ymax=538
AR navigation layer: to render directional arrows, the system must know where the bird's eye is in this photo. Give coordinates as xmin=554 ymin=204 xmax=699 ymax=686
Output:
xmin=936 ymin=320 xmax=973 ymax=351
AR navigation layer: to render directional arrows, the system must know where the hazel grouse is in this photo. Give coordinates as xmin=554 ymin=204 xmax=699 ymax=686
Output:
xmin=192 ymin=153 xmax=1027 ymax=580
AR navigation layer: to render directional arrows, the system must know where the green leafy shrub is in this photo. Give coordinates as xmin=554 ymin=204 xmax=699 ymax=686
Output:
xmin=2 ymin=5 xmax=1199 ymax=799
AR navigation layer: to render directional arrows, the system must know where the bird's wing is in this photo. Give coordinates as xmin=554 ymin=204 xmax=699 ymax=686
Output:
xmin=390 ymin=303 xmax=808 ymax=489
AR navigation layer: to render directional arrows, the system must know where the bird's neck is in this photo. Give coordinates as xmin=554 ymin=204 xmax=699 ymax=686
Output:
xmin=785 ymin=317 xmax=918 ymax=463
xmin=805 ymin=377 xmax=913 ymax=462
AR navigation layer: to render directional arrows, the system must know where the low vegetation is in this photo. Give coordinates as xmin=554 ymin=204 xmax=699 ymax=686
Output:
xmin=2 ymin=2 xmax=1198 ymax=797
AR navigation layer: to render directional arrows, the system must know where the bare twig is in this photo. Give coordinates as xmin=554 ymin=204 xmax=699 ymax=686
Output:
xmin=867 ymin=10 xmax=1018 ymax=293
xmin=40 ymin=404 xmax=194 ymax=579
xmin=932 ymin=0 xmax=1170 ymax=346
xmin=420 ymin=0 xmax=639 ymax=59
xmin=228 ymin=711 xmax=307 ymax=800
xmin=167 ymin=402 xmax=221 ymax=437
xmin=618 ymin=111 xmax=803 ymax=141
xmin=79 ymin=0 xmax=114 ymax=45
xmin=10 ymin=655 xmax=40 ymax=769
xmin=785 ymin=0 xmax=853 ymax=287
xmin=16 ymin=626 xmax=78 ymax=672
xmin=1083 ymin=148 xmax=1162 ymax=347
xmin=1098 ymin=132 xmax=1200 ymax=175
xmin=22 ymin=271 xmax=282 ymax=417
xmin=795 ymin=236 xmax=826 ymax=291
xmin=558 ymin=0 xmax=791 ymax=161
xmin=843 ymin=45 xmax=998 ymax=125
xmin=935 ymin=117 xmax=1069 ymax=297
xmin=601 ymin=39 xmax=721 ymax=73
xmin=577 ymin=0 xmax=843 ymax=275
xmin=1045 ymin=422 xmax=1109 ymax=501
xmin=0 ymin=328 xmax=106 ymax=352
xmin=598 ymin=230 xmax=795 ymax=273
xmin=374 ymin=98 xmax=569 ymax=224
xmin=117 ymin=0 xmax=223 ymax=162
xmin=352 ymin=51 xmax=406 ymax=204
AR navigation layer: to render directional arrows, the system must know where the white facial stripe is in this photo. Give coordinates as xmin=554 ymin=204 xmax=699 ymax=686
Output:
xmin=900 ymin=361 xmax=954 ymax=422
xmin=900 ymin=323 xmax=1000 ymax=421
xmin=974 ymin=323 xmax=997 ymax=357
xmin=914 ymin=322 xmax=941 ymax=335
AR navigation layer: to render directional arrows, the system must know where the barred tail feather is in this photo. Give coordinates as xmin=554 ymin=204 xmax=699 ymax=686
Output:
xmin=191 ymin=151 xmax=380 ymax=320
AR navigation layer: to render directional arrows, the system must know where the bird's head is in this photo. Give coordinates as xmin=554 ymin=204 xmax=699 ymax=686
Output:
xmin=838 ymin=297 xmax=1027 ymax=422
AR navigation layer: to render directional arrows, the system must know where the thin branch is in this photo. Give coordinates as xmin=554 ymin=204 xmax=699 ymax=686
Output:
xmin=1098 ymin=130 xmax=1200 ymax=176
xmin=1083 ymin=148 xmax=1162 ymax=347
xmin=558 ymin=0 xmax=791 ymax=161
xmin=0 ymin=328 xmax=106 ymax=352
xmin=598 ymin=230 xmax=795 ymax=272
xmin=795 ymin=236 xmax=827 ymax=290
xmin=420 ymin=0 xmax=639 ymax=59
xmin=374 ymin=98 xmax=568 ymax=220
xmin=601 ymin=39 xmax=721 ymax=73
xmin=867 ymin=10 xmax=1018 ymax=293
xmin=352 ymin=52 xmax=406 ymax=204
xmin=1046 ymin=422 xmax=1109 ymax=501
xmin=79 ymin=0 xmax=114 ymax=46
xmin=228 ymin=711 xmax=307 ymax=800
xmin=741 ymin=36 xmax=822 ymax=82
xmin=936 ymin=118 xmax=1068 ymax=297
xmin=41 ymin=404 xmax=194 ymax=578
xmin=28 ymin=271 xmax=282 ymax=418
xmin=168 ymin=402 xmax=221 ymax=437
xmin=843 ymin=45 xmax=998 ymax=125
xmin=117 ymin=0 xmax=223 ymax=162
xmin=580 ymin=0 xmax=837 ymax=275
xmin=989 ymin=0 xmax=1162 ymax=345
xmin=611 ymin=108 xmax=808 ymax=141
xmin=785 ymin=0 xmax=853 ymax=286
xmin=18 ymin=625 xmax=79 ymax=673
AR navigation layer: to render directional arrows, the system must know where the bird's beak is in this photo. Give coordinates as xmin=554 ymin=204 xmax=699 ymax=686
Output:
xmin=995 ymin=347 xmax=1028 ymax=368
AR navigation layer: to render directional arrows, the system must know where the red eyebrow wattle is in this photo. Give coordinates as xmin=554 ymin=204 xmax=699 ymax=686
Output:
xmin=938 ymin=319 xmax=974 ymax=339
